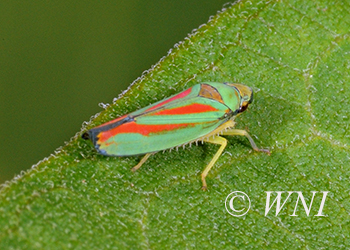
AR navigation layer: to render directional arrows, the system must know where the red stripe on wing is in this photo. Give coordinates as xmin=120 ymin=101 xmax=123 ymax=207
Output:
xmin=98 ymin=122 xmax=194 ymax=142
xmin=146 ymin=88 xmax=192 ymax=111
xmin=152 ymin=103 xmax=218 ymax=116
xmin=95 ymin=114 xmax=128 ymax=128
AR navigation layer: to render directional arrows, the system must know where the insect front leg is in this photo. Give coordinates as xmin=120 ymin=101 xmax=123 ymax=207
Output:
xmin=131 ymin=153 xmax=153 ymax=172
xmin=201 ymin=136 xmax=228 ymax=190
xmin=222 ymin=129 xmax=270 ymax=155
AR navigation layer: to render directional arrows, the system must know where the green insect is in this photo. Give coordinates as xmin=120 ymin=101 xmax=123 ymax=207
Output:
xmin=83 ymin=82 xmax=270 ymax=189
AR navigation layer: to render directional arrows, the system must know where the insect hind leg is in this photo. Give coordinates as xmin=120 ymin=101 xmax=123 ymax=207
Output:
xmin=131 ymin=153 xmax=153 ymax=172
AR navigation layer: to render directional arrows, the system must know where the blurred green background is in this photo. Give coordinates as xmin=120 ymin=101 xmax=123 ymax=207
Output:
xmin=0 ymin=1 xmax=229 ymax=184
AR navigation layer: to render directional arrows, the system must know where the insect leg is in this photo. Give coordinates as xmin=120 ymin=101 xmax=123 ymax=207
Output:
xmin=201 ymin=136 xmax=227 ymax=190
xmin=131 ymin=153 xmax=152 ymax=172
xmin=222 ymin=129 xmax=270 ymax=154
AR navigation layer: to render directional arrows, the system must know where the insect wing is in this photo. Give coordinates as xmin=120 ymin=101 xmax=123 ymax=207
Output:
xmin=88 ymin=83 xmax=233 ymax=156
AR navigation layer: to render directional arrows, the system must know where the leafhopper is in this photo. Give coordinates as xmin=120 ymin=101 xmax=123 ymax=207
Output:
xmin=83 ymin=82 xmax=270 ymax=189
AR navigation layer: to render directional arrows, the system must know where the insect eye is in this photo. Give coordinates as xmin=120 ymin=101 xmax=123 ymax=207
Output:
xmin=239 ymin=102 xmax=250 ymax=113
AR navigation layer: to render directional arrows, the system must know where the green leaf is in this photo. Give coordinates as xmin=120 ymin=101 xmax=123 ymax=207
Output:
xmin=1 ymin=0 xmax=350 ymax=248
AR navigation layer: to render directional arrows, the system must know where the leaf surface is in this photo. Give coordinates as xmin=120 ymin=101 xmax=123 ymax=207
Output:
xmin=1 ymin=0 xmax=350 ymax=248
